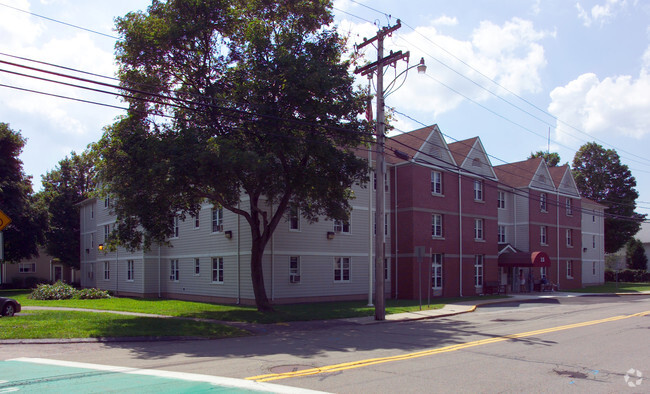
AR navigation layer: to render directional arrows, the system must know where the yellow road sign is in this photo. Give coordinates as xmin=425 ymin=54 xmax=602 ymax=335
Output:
xmin=0 ymin=209 xmax=12 ymax=231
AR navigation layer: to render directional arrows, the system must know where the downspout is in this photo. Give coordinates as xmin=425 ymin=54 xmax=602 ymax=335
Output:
xmin=237 ymin=201 xmax=241 ymax=304
xmin=458 ymin=172 xmax=463 ymax=297
xmin=556 ymin=190 xmax=560 ymax=290
xmin=394 ymin=163 xmax=399 ymax=299
xmin=271 ymin=202 xmax=275 ymax=301
xmin=158 ymin=244 xmax=161 ymax=298
xmin=368 ymin=149 xmax=374 ymax=306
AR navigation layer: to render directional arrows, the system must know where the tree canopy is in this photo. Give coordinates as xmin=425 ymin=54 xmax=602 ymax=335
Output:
xmin=625 ymin=238 xmax=648 ymax=271
xmin=0 ymin=123 xmax=46 ymax=262
xmin=98 ymin=0 xmax=371 ymax=310
xmin=37 ymin=149 xmax=96 ymax=269
xmin=572 ymin=142 xmax=645 ymax=253
xmin=529 ymin=151 xmax=561 ymax=167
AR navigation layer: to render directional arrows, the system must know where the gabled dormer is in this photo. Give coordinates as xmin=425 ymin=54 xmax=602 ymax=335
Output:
xmin=529 ymin=159 xmax=556 ymax=193
xmin=549 ymin=166 xmax=581 ymax=198
xmin=448 ymin=137 xmax=498 ymax=181
xmin=387 ymin=124 xmax=456 ymax=169
xmin=494 ymin=157 xmax=556 ymax=193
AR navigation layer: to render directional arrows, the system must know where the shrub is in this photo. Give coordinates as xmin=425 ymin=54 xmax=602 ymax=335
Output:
xmin=30 ymin=281 xmax=76 ymax=300
xmin=74 ymin=288 xmax=111 ymax=300
xmin=604 ymin=269 xmax=650 ymax=283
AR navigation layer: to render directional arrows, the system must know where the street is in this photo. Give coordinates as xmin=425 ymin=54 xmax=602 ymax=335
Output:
xmin=1 ymin=295 xmax=648 ymax=393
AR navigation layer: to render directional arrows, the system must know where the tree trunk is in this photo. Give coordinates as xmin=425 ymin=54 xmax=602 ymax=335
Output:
xmin=250 ymin=234 xmax=273 ymax=312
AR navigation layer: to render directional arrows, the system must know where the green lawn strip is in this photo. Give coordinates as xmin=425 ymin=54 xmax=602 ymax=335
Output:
xmin=0 ymin=310 xmax=248 ymax=340
xmin=1 ymin=290 xmax=504 ymax=324
xmin=565 ymin=282 xmax=650 ymax=293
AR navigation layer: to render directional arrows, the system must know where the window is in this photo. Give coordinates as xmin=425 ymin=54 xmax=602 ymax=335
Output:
xmin=212 ymin=207 xmax=223 ymax=233
xmin=384 ymin=258 xmax=390 ymax=280
xmin=432 ymin=214 xmax=443 ymax=238
xmin=170 ymin=259 xmax=179 ymax=281
xmin=497 ymin=191 xmax=505 ymax=209
xmin=565 ymin=198 xmax=573 ymax=215
xmin=592 ymin=261 xmax=596 ymax=275
xmin=474 ymin=219 xmax=484 ymax=240
xmin=566 ymin=260 xmax=573 ymax=278
xmin=212 ymin=257 xmax=224 ymax=283
xmin=540 ymin=266 xmax=547 ymax=279
xmin=19 ymin=263 xmax=35 ymax=273
xmin=288 ymin=205 xmax=300 ymax=231
xmin=498 ymin=225 xmax=506 ymax=243
xmin=104 ymin=261 xmax=110 ymax=280
xmin=193 ymin=214 xmax=200 ymax=229
xmin=474 ymin=255 xmax=484 ymax=287
xmin=592 ymin=212 xmax=596 ymax=222
xmin=431 ymin=171 xmax=442 ymax=194
xmin=90 ymin=205 xmax=94 ymax=219
xmin=385 ymin=213 xmax=389 ymax=236
xmin=566 ymin=229 xmax=573 ymax=247
xmin=90 ymin=233 xmax=94 ymax=248
xmin=474 ymin=180 xmax=483 ymax=201
xmin=104 ymin=225 xmax=110 ymax=242
xmin=334 ymin=219 xmax=350 ymax=234
xmin=431 ymin=254 xmax=443 ymax=289
xmin=592 ymin=235 xmax=596 ymax=249
xmin=127 ymin=260 xmax=134 ymax=281
xmin=540 ymin=225 xmax=547 ymax=245
xmin=373 ymin=172 xmax=389 ymax=192
xmin=104 ymin=196 xmax=110 ymax=209
xmin=540 ymin=193 xmax=547 ymax=212
xmin=171 ymin=216 xmax=179 ymax=238
xmin=334 ymin=257 xmax=350 ymax=282
xmin=290 ymin=256 xmax=301 ymax=283
xmin=88 ymin=264 xmax=94 ymax=279
xmin=372 ymin=214 xmax=389 ymax=236
xmin=194 ymin=258 xmax=200 ymax=276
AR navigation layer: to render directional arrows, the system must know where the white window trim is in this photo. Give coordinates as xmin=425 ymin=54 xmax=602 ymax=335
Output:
xmin=334 ymin=257 xmax=351 ymax=283
xmin=474 ymin=180 xmax=483 ymax=201
xmin=432 ymin=214 xmax=443 ymax=238
xmin=540 ymin=226 xmax=548 ymax=245
xmin=103 ymin=261 xmax=110 ymax=281
xmin=334 ymin=219 xmax=351 ymax=234
xmin=497 ymin=191 xmax=505 ymax=209
xmin=170 ymin=259 xmax=179 ymax=282
xmin=212 ymin=257 xmax=224 ymax=284
xmin=431 ymin=171 xmax=443 ymax=195
xmin=194 ymin=258 xmax=201 ymax=276
xmin=431 ymin=254 xmax=443 ymax=290
xmin=289 ymin=206 xmax=300 ymax=232
xmin=566 ymin=260 xmax=574 ymax=279
xmin=290 ymin=256 xmax=301 ymax=283
xmin=126 ymin=260 xmax=135 ymax=282
xmin=498 ymin=225 xmax=506 ymax=243
xmin=212 ymin=207 xmax=224 ymax=233
xmin=474 ymin=255 xmax=484 ymax=287
xmin=474 ymin=218 xmax=484 ymax=240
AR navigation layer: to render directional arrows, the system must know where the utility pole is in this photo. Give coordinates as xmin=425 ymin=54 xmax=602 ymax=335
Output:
xmin=355 ymin=20 xmax=409 ymax=321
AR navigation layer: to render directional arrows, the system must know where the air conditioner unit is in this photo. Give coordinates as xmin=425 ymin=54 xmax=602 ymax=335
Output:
xmin=290 ymin=275 xmax=301 ymax=283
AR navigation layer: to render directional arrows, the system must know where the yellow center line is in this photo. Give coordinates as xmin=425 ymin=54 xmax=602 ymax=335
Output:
xmin=247 ymin=310 xmax=650 ymax=382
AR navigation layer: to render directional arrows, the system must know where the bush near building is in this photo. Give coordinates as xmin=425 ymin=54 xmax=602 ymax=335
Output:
xmin=605 ymin=269 xmax=650 ymax=282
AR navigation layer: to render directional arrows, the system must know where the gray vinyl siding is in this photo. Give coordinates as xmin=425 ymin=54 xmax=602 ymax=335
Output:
xmin=513 ymin=191 xmax=530 ymax=251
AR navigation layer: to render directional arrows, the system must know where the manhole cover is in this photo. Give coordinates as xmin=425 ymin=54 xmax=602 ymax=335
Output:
xmin=270 ymin=365 xmax=313 ymax=374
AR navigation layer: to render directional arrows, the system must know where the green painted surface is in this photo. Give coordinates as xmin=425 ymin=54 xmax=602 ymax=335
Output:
xmin=0 ymin=360 xmax=269 ymax=393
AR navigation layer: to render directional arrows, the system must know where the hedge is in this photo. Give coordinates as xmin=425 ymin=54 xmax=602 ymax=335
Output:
xmin=604 ymin=269 xmax=650 ymax=282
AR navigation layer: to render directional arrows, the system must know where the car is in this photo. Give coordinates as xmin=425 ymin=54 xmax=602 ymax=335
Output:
xmin=0 ymin=296 xmax=21 ymax=317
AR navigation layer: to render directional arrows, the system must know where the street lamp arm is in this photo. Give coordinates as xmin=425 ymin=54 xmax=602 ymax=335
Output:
xmin=384 ymin=57 xmax=426 ymax=98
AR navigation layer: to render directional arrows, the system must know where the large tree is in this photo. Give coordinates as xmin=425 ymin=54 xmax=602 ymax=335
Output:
xmin=98 ymin=0 xmax=370 ymax=311
xmin=0 ymin=123 xmax=46 ymax=262
xmin=37 ymin=149 xmax=95 ymax=269
xmin=572 ymin=142 xmax=645 ymax=253
xmin=625 ymin=238 xmax=648 ymax=271
xmin=529 ymin=151 xmax=561 ymax=167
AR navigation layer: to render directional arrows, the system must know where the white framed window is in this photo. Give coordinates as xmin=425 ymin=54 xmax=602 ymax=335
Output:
xmin=127 ymin=260 xmax=134 ymax=281
xmin=288 ymin=205 xmax=300 ymax=231
xmin=497 ymin=191 xmax=505 ymax=209
xmin=88 ymin=263 xmax=94 ymax=279
xmin=194 ymin=258 xmax=200 ymax=276
xmin=103 ymin=261 xmax=110 ymax=280
xmin=290 ymin=256 xmax=301 ymax=283
xmin=474 ymin=180 xmax=483 ymax=201
xmin=592 ymin=261 xmax=596 ymax=275
xmin=334 ymin=219 xmax=350 ymax=234
xmin=104 ymin=224 xmax=110 ymax=242
xmin=212 ymin=207 xmax=223 ymax=233
xmin=334 ymin=257 xmax=350 ymax=282
xmin=540 ymin=225 xmax=547 ymax=245
xmin=431 ymin=254 xmax=443 ymax=289
xmin=540 ymin=266 xmax=547 ymax=279
xmin=170 ymin=259 xmax=179 ymax=281
xmin=373 ymin=172 xmax=389 ymax=192
xmin=90 ymin=233 xmax=94 ymax=248
xmin=19 ymin=263 xmax=35 ymax=273
xmin=592 ymin=235 xmax=596 ymax=249
xmin=566 ymin=229 xmax=573 ymax=247
xmin=212 ymin=257 xmax=224 ymax=283
xmin=90 ymin=204 xmax=94 ymax=219
xmin=540 ymin=193 xmax=547 ymax=212
xmin=104 ymin=196 xmax=110 ymax=209
xmin=432 ymin=214 xmax=443 ymax=238
xmin=565 ymin=198 xmax=573 ymax=216
xmin=431 ymin=171 xmax=442 ymax=195
xmin=566 ymin=260 xmax=573 ymax=278
xmin=474 ymin=219 xmax=484 ymax=240
xmin=171 ymin=216 xmax=179 ymax=238
xmin=193 ymin=214 xmax=200 ymax=229
xmin=474 ymin=255 xmax=484 ymax=287
xmin=498 ymin=225 xmax=506 ymax=243
xmin=384 ymin=257 xmax=390 ymax=280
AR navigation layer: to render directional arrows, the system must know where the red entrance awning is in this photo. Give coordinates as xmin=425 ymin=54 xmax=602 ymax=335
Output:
xmin=498 ymin=251 xmax=551 ymax=268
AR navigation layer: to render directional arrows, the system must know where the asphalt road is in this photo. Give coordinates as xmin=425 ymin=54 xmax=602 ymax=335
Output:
xmin=1 ymin=295 xmax=648 ymax=393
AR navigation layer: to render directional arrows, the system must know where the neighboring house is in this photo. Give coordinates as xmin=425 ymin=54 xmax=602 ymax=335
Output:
xmin=580 ymin=199 xmax=606 ymax=285
xmin=0 ymin=247 xmax=79 ymax=287
xmin=79 ymin=124 xmax=604 ymax=303
xmin=636 ymin=222 xmax=650 ymax=272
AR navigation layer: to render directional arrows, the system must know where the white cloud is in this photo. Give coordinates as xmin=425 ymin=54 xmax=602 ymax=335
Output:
xmin=576 ymin=0 xmax=627 ymax=27
xmin=548 ymin=50 xmax=650 ymax=141
xmin=431 ymin=15 xmax=458 ymax=27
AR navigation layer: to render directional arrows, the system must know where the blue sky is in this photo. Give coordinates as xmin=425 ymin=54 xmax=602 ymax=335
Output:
xmin=1 ymin=0 xmax=649 ymax=222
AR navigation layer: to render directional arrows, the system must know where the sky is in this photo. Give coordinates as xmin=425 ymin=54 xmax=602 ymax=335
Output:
xmin=1 ymin=0 xmax=650 ymax=223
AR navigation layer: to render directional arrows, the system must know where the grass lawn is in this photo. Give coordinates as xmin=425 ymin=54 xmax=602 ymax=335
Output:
xmin=567 ymin=282 xmax=650 ymax=293
xmin=1 ymin=289 xmax=503 ymax=324
xmin=0 ymin=310 xmax=248 ymax=340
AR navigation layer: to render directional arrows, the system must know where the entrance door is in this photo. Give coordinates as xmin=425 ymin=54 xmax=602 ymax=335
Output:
xmin=54 ymin=265 xmax=63 ymax=282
